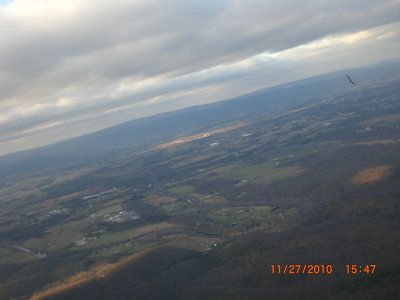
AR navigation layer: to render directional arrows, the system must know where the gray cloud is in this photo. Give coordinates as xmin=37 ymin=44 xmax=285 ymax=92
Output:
xmin=0 ymin=0 xmax=400 ymax=155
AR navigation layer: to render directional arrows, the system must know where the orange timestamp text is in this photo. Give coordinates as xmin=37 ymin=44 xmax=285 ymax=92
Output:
xmin=270 ymin=264 xmax=377 ymax=275
xmin=270 ymin=264 xmax=333 ymax=275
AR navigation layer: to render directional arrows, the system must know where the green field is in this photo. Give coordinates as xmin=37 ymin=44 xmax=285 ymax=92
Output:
xmin=169 ymin=185 xmax=195 ymax=194
xmin=160 ymin=199 xmax=199 ymax=216
xmin=94 ymin=204 xmax=123 ymax=217
xmin=214 ymin=162 xmax=304 ymax=185
xmin=207 ymin=205 xmax=297 ymax=227
xmin=71 ymin=222 xmax=179 ymax=250
xmin=0 ymin=247 xmax=38 ymax=264
xmin=72 ymin=228 xmax=138 ymax=250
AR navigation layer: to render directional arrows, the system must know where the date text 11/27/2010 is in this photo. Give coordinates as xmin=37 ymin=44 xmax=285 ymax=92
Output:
xmin=270 ymin=264 xmax=376 ymax=275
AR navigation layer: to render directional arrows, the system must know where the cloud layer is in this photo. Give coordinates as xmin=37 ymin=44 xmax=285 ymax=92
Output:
xmin=1 ymin=0 xmax=400 ymax=155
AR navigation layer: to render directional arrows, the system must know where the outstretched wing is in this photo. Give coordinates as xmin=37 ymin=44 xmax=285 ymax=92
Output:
xmin=346 ymin=74 xmax=356 ymax=86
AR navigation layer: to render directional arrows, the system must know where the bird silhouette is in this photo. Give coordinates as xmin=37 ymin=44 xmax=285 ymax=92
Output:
xmin=346 ymin=74 xmax=357 ymax=86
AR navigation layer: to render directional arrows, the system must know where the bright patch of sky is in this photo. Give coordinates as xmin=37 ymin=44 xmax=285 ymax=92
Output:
xmin=0 ymin=0 xmax=12 ymax=6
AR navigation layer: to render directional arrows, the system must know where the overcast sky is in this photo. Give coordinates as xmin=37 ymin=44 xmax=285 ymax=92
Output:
xmin=1 ymin=0 xmax=400 ymax=156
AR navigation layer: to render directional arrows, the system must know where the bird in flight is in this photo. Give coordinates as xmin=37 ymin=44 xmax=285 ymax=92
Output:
xmin=346 ymin=74 xmax=357 ymax=86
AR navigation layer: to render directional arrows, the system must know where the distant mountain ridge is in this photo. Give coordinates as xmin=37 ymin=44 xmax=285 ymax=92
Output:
xmin=0 ymin=59 xmax=399 ymax=177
